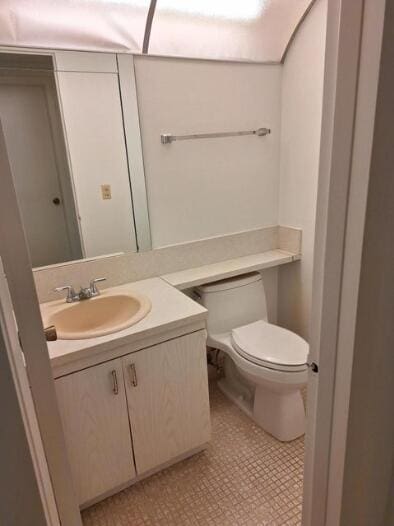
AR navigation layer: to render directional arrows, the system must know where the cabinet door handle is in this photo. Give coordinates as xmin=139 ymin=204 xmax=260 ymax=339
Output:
xmin=111 ymin=370 xmax=119 ymax=395
xmin=128 ymin=364 xmax=138 ymax=387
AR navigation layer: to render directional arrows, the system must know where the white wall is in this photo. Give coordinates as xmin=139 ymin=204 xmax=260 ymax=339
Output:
xmin=30 ymin=6 xmax=326 ymax=331
xmin=277 ymin=0 xmax=327 ymax=339
xmin=134 ymin=56 xmax=282 ymax=248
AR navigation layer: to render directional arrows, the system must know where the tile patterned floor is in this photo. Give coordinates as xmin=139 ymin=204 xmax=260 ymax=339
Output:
xmin=82 ymin=383 xmax=304 ymax=526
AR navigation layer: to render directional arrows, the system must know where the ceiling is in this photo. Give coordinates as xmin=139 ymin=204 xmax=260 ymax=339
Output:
xmin=0 ymin=0 xmax=314 ymax=62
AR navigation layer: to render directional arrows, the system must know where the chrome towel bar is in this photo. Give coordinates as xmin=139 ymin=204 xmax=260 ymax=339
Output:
xmin=160 ymin=127 xmax=271 ymax=144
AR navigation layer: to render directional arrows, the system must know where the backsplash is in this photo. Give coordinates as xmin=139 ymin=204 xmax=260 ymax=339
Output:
xmin=34 ymin=225 xmax=301 ymax=303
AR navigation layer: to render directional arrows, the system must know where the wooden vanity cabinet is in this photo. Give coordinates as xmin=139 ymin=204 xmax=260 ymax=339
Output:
xmin=55 ymin=330 xmax=210 ymax=506
xmin=55 ymin=358 xmax=135 ymax=505
xmin=122 ymin=330 xmax=211 ymax=475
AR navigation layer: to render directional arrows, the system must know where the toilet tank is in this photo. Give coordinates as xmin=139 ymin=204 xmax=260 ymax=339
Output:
xmin=195 ymin=272 xmax=268 ymax=335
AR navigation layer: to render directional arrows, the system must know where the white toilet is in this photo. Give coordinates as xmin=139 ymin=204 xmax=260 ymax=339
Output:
xmin=195 ymin=272 xmax=309 ymax=442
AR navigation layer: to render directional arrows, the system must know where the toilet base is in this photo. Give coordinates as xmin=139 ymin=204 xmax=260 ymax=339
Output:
xmin=217 ymin=355 xmax=305 ymax=442
xmin=218 ymin=376 xmax=305 ymax=442
xmin=217 ymin=377 xmax=254 ymax=418
xmin=253 ymin=385 xmax=305 ymax=442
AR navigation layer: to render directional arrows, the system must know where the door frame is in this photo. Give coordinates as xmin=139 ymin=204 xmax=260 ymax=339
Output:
xmin=302 ymin=0 xmax=387 ymax=524
xmin=0 ymin=121 xmax=82 ymax=526
xmin=0 ymin=256 xmax=59 ymax=525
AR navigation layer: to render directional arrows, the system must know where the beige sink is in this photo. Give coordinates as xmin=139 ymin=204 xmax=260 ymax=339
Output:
xmin=42 ymin=292 xmax=151 ymax=340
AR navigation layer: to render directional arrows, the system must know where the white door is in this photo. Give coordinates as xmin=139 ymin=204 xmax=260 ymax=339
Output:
xmin=0 ymin=257 xmax=60 ymax=525
xmin=55 ymin=359 xmax=136 ymax=505
xmin=123 ymin=331 xmax=211 ymax=475
xmin=0 ymin=82 xmax=74 ymax=267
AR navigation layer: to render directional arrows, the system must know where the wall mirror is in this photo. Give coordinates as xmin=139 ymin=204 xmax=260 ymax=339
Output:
xmin=0 ymin=50 xmax=151 ymax=269
xmin=0 ymin=2 xmax=315 ymax=271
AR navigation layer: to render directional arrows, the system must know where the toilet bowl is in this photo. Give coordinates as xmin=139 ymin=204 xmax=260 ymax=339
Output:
xmin=195 ymin=272 xmax=309 ymax=442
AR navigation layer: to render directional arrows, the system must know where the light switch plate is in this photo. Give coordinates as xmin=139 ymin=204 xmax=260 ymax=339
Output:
xmin=101 ymin=184 xmax=112 ymax=200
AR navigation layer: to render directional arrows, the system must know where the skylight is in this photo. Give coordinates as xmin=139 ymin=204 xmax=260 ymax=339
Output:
xmin=153 ymin=0 xmax=266 ymax=22
xmin=96 ymin=0 xmax=265 ymax=21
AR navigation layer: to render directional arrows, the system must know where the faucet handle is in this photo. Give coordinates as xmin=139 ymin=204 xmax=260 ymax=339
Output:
xmin=89 ymin=277 xmax=106 ymax=296
xmin=54 ymin=285 xmax=76 ymax=303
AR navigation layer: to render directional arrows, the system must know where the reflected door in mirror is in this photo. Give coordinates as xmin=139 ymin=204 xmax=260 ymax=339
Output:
xmin=0 ymin=76 xmax=83 ymax=267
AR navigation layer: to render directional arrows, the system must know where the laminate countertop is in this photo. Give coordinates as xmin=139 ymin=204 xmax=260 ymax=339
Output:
xmin=43 ymin=277 xmax=207 ymax=377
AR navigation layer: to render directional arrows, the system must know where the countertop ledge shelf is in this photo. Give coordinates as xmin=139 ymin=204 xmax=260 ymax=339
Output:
xmin=161 ymin=249 xmax=301 ymax=290
xmin=45 ymin=250 xmax=300 ymax=377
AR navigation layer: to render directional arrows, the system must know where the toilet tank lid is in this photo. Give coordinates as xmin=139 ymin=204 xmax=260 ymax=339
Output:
xmin=196 ymin=272 xmax=261 ymax=293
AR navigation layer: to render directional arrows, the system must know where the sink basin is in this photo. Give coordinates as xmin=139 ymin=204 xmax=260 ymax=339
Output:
xmin=42 ymin=292 xmax=151 ymax=340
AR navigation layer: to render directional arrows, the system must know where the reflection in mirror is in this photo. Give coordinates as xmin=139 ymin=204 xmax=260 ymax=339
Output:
xmin=0 ymin=54 xmax=83 ymax=267
xmin=0 ymin=52 xmax=140 ymax=269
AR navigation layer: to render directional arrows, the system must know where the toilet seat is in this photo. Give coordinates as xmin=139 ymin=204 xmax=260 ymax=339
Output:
xmin=231 ymin=320 xmax=308 ymax=372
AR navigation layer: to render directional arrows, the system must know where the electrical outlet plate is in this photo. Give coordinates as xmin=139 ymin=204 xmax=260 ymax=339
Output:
xmin=101 ymin=184 xmax=112 ymax=200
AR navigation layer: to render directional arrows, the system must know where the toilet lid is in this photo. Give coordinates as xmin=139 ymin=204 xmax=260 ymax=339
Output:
xmin=231 ymin=320 xmax=308 ymax=372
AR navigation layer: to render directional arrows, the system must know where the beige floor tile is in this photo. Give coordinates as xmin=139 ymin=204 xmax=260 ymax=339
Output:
xmin=82 ymin=382 xmax=304 ymax=526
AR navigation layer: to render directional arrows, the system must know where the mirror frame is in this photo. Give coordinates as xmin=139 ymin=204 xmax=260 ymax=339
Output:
xmin=117 ymin=54 xmax=151 ymax=251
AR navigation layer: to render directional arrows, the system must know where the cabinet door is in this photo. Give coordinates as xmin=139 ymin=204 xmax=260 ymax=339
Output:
xmin=123 ymin=330 xmax=211 ymax=475
xmin=55 ymin=358 xmax=136 ymax=505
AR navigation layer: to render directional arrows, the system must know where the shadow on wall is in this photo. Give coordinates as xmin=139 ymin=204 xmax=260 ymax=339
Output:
xmin=278 ymin=261 xmax=310 ymax=338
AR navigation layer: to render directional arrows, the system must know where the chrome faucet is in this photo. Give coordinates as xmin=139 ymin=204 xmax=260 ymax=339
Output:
xmin=55 ymin=278 xmax=106 ymax=303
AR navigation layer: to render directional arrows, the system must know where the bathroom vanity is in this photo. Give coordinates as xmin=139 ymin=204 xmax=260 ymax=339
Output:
xmin=43 ymin=278 xmax=211 ymax=507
